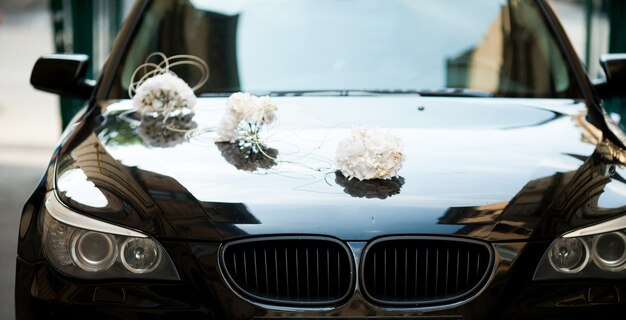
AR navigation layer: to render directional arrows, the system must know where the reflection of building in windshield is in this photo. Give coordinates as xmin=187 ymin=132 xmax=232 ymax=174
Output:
xmin=446 ymin=13 xmax=502 ymax=93
xmin=191 ymin=11 xmax=240 ymax=91
xmin=446 ymin=1 xmax=571 ymax=98
xmin=124 ymin=2 xmax=241 ymax=93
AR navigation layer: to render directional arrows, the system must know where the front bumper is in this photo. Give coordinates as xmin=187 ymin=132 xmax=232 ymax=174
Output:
xmin=15 ymin=241 xmax=626 ymax=320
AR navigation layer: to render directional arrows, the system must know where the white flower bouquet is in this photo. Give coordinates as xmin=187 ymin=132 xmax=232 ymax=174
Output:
xmin=132 ymin=72 xmax=197 ymax=117
xmin=336 ymin=128 xmax=405 ymax=181
xmin=129 ymin=53 xmax=209 ymax=121
xmin=216 ymin=92 xmax=278 ymax=145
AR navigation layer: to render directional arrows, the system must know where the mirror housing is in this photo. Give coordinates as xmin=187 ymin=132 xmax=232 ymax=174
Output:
xmin=594 ymin=54 xmax=626 ymax=98
xmin=30 ymin=54 xmax=96 ymax=99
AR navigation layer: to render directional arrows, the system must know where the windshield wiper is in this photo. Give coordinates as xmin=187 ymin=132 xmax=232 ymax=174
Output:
xmin=199 ymin=92 xmax=240 ymax=97
xmin=270 ymin=88 xmax=495 ymax=97
xmin=199 ymin=90 xmax=385 ymax=97
xmin=267 ymin=89 xmax=425 ymax=97
xmin=416 ymin=88 xmax=494 ymax=97
xmin=200 ymin=88 xmax=493 ymax=98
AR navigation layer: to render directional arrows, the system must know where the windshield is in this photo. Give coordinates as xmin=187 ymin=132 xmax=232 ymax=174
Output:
xmin=108 ymin=0 xmax=581 ymax=99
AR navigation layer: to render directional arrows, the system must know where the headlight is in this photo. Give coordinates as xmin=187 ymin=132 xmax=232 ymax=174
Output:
xmin=534 ymin=215 xmax=626 ymax=280
xmin=592 ymin=232 xmax=626 ymax=271
xmin=42 ymin=191 xmax=179 ymax=280
xmin=120 ymin=238 xmax=161 ymax=273
xmin=547 ymin=238 xmax=589 ymax=273
xmin=71 ymin=230 xmax=118 ymax=272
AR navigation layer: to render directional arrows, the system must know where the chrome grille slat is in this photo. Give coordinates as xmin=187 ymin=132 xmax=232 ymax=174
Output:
xmin=263 ymin=249 xmax=268 ymax=295
xmin=305 ymin=247 xmax=310 ymax=298
xmin=435 ymin=248 xmax=439 ymax=297
xmin=296 ymin=247 xmax=300 ymax=296
xmin=414 ymin=248 xmax=418 ymax=297
xmin=222 ymin=237 xmax=353 ymax=306
xmin=274 ymin=248 xmax=280 ymax=298
xmin=394 ymin=248 xmax=398 ymax=297
xmin=316 ymin=247 xmax=320 ymax=298
xmin=455 ymin=249 xmax=460 ymax=292
xmin=326 ymin=248 xmax=330 ymax=297
xmin=243 ymin=250 xmax=248 ymax=287
xmin=476 ymin=252 xmax=480 ymax=277
xmin=403 ymin=247 xmax=408 ymax=297
xmin=284 ymin=248 xmax=289 ymax=298
xmin=383 ymin=248 xmax=387 ymax=295
xmin=445 ymin=249 xmax=449 ymax=296
xmin=466 ymin=251 xmax=470 ymax=287
xmin=253 ymin=250 xmax=259 ymax=291
xmin=337 ymin=251 xmax=341 ymax=295
xmin=416 ymin=248 xmax=428 ymax=296
xmin=361 ymin=237 xmax=493 ymax=306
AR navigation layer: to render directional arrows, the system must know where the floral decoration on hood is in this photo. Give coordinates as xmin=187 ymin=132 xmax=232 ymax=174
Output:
xmin=216 ymin=92 xmax=278 ymax=145
xmin=336 ymin=127 xmax=405 ymax=180
xmin=128 ymin=52 xmax=209 ymax=121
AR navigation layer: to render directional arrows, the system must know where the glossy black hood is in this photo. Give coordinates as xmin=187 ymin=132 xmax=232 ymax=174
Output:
xmin=53 ymin=96 xmax=626 ymax=242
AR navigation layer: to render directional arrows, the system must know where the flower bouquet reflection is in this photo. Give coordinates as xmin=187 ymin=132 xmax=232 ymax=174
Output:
xmin=335 ymin=172 xmax=405 ymax=199
xmin=136 ymin=111 xmax=197 ymax=148
xmin=216 ymin=141 xmax=278 ymax=172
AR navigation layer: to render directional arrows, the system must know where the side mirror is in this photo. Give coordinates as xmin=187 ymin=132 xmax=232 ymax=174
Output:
xmin=594 ymin=54 xmax=626 ymax=98
xmin=30 ymin=54 xmax=96 ymax=99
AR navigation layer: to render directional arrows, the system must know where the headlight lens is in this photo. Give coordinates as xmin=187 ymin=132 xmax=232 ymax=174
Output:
xmin=592 ymin=232 xmax=626 ymax=271
xmin=71 ymin=230 xmax=118 ymax=272
xmin=42 ymin=194 xmax=179 ymax=280
xmin=121 ymin=238 xmax=161 ymax=273
xmin=534 ymin=225 xmax=626 ymax=280
xmin=547 ymin=238 xmax=589 ymax=273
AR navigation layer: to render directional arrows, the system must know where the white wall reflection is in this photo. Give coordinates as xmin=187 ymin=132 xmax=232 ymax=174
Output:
xmin=57 ymin=168 xmax=109 ymax=208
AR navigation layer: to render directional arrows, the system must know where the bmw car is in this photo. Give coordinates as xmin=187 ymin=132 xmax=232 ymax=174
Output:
xmin=15 ymin=0 xmax=626 ymax=319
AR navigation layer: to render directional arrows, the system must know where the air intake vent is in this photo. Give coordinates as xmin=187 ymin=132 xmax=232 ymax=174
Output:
xmin=221 ymin=237 xmax=354 ymax=306
xmin=361 ymin=236 xmax=493 ymax=306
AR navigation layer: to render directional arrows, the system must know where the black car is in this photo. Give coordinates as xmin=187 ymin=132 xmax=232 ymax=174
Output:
xmin=15 ymin=0 xmax=626 ymax=319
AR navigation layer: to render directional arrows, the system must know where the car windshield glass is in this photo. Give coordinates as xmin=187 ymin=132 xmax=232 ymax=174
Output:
xmin=108 ymin=0 xmax=581 ymax=99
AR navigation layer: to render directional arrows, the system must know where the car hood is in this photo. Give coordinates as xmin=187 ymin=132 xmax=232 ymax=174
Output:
xmin=54 ymin=96 xmax=626 ymax=242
